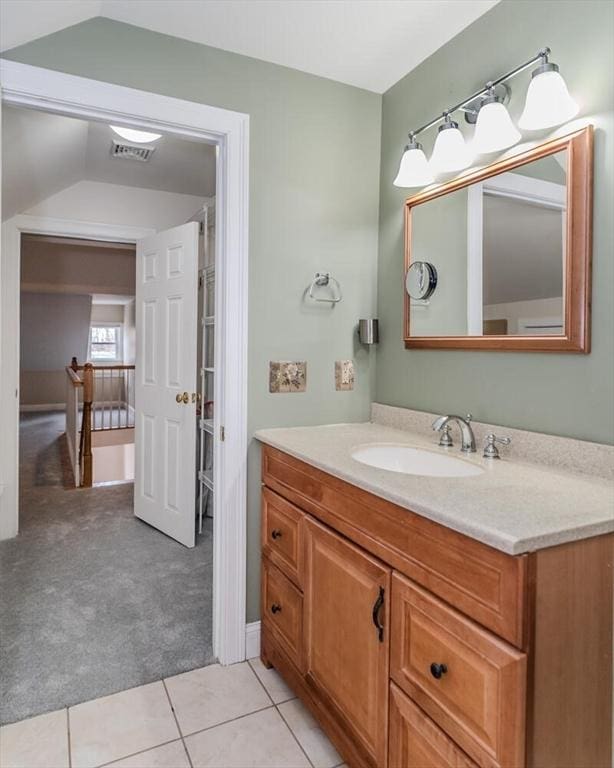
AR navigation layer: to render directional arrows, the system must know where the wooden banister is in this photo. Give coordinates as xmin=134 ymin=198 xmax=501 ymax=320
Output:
xmin=79 ymin=363 xmax=94 ymax=488
xmin=65 ymin=366 xmax=83 ymax=387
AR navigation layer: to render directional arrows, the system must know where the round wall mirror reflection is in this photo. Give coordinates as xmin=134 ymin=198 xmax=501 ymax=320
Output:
xmin=406 ymin=261 xmax=438 ymax=300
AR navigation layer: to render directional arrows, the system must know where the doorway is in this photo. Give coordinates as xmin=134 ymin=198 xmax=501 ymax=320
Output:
xmin=0 ymin=60 xmax=249 ymax=684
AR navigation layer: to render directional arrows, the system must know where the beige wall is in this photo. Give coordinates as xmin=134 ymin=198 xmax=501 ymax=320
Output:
xmin=20 ymin=370 xmax=69 ymax=407
xmin=21 ymin=236 xmax=136 ymax=296
xmin=20 ymin=242 xmax=135 ymax=405
xmin=91 ymin=304 xmax=125 ymax=324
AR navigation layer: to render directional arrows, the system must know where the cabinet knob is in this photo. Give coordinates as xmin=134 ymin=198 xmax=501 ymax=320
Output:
xmin=271 ymin=603 xmax=282 ymax=614
xmin=430 ymin=662 xmax=448 ymax=680
xmin=271 ymin=529 xmax=282 ymax=540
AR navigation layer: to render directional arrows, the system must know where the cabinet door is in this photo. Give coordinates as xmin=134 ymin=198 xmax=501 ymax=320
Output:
xmin=303 ymin=517 xmax=390 ymax=768
xmin=389 ymin=682 xmax=478 ymax=768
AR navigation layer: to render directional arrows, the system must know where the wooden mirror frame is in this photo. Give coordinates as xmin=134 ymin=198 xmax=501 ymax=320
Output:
xmin=403 ymin=125 xmax=593 ymax=352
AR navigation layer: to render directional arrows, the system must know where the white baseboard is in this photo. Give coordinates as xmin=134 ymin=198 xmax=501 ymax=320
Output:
xmin=20 ymin=403 xmax=65 ymax=412
xmin=245 ymin=621 xmax=261 ymax=659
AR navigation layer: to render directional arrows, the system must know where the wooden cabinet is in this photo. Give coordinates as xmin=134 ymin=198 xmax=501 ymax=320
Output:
xmin=303 ymin=517 xmax=390 ymax=768
xmin=389 ymin=683 xmax=478 ymax=768
xmin=261 ymin=486 xmax=303 ymax=587
xmin=390 ymin=574 xmax=526 ymax=768
xmin=261 ymin=559 xmax=303 ymax=669
xmin=260 ymin=446 xmax=613 ymax=768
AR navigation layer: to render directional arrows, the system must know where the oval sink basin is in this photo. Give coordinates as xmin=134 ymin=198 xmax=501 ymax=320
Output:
xmin=351 ymin=443 xmax=484 ymax=478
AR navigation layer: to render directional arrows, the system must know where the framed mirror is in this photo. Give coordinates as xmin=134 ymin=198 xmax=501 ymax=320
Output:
xmin=403 ymin=126 xmax=593 ymax=352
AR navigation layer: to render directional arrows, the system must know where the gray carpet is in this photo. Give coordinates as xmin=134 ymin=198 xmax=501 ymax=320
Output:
xmin=0 ymin=412 xmax=214 ymax=725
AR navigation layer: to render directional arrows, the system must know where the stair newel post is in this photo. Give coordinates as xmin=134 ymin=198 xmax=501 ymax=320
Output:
xmin=81 ymin=363 xmax=94 ymax=487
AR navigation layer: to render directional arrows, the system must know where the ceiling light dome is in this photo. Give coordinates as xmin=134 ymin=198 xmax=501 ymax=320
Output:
xmin=110 ymin=125 xmax=162 ymax=143
xmin=393 ymin=139 xmax=434 ymax=188
xmin=430 ymin=116 xmax=472 ymax=173
xmin=518 ymin=62 xmax=579 ymax=130
xmin=473 ymin=93 xmax=521 ymax=154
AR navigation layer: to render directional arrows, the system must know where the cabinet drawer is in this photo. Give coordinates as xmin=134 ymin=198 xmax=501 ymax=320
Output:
xmin=389 ymin=682 xmax=478 ymax=768
xmin=391 ymin=573 xmax=526 ymax=768
xmin=262 ymin=558 xmax=303 ymax=669
xmin=261 ymin=487 xmax=303 ymax=586
xmin=263 ymin=445 xmax=526 ymax=647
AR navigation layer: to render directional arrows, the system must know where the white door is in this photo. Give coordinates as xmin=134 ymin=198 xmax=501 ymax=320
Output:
xmin=134 ymin=222 xmax=199 ymax=547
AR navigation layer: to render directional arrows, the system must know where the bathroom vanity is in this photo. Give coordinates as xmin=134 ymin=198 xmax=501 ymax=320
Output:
xmin=256 ymin=409 xmax=613 ymax=768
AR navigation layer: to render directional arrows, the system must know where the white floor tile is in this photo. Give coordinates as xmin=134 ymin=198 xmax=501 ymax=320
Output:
xmin=0 ymin=709 xmax=69 ymax=768
xmin=105 ymin=740 xmax=190 ymax=767
xmin=69 ymin=681 xmax=179 ymax=768
xmin=249 ymin=657 xmax=296 ymax=704
xmin=278 ymin=699 xmax=342 ymax=768
xmin=164 ymin=662 xmax=271 ymax=736
xmin=185 ymin=708 xmax=311 ymax=768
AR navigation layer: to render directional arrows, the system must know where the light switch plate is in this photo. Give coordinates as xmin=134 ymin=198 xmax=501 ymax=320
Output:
xmin=269 ymin=361 xmax=307 ymax=393
xmin=335 ymin=359 xmax=355 ymax=391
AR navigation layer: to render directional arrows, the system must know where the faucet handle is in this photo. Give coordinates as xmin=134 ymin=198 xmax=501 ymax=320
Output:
xmin=438 ymin=424 xmax=454 ymax=447
xmin=465 ymin=413 xmax=473 ymax=423
xmin=483 ymin=433 xmax=511 ymax=459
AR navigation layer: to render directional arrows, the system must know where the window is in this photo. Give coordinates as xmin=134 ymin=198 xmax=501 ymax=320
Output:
xmin=89 ymin=324 xmax=122 ymax=362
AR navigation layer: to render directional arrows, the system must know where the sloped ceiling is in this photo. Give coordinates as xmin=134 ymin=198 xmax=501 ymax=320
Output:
xmin=1 ymin=0 xmax=499 ymax=93
xmin=2 ymin=105 xmax=216 ymax=219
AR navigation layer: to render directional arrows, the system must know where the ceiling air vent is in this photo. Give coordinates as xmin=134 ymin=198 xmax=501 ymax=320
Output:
xmin=110 ymin=139 xmax=156 ymax=162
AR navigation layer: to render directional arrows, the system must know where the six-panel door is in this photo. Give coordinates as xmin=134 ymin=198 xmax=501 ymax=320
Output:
xmin=135 ymin=222 xmax=199 ymax=547
xmin=303 ymin=517 xmax=391 ymax=768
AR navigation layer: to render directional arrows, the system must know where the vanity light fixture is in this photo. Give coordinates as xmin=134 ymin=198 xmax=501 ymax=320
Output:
xmin=518 ymin=53 xmax=579 ymax=130
xmin=393 ymin=137 xmax=434 ymax=188
xmin=394 ymin=47 xmax=578 ymax=188
xmin=472 ymin=89 xmax=521 ymax=154
xmin=110 ymin=125 xmax=162 ymax=143
xmin=430 ymin=114 xmax=472 ymax=172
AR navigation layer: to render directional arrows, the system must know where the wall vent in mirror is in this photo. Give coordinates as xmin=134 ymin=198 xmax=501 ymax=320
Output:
xmin=403 ymin=127 xmax=592 ymax=353
xmin=393 ymin=47 xmax=578 ymax=188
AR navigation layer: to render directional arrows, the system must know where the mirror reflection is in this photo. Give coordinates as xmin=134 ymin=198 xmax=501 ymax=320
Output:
xmin=408 ymin=149 xmax=567 ymax=337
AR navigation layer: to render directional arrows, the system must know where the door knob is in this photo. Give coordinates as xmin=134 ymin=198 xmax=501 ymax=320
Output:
xmin=176 ymin=392 xmax=190 ymax=404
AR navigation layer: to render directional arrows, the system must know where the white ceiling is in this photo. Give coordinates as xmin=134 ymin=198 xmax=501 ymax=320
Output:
xmin=0 ymin=0 xmax=499 ymax=93
xmin=2 ymin=105 xmax=216 ymax=219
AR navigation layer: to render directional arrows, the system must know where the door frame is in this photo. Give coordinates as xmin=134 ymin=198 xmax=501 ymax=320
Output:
xmin=0 ymin=60 xmax=250 ymax=665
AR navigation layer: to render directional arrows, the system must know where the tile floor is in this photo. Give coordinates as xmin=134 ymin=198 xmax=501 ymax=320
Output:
xmin=0 ymin=659 xmax=347 ymax=768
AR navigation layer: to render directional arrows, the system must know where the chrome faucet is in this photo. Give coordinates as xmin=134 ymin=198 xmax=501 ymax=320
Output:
xmin=432 ymin=414 xmax=476 ymax=453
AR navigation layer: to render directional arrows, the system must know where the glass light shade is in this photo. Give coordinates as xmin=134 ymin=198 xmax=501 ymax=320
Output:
xmin=110 ymin=125 xmax=162 ymax=143
xmin=431 ymin=123 xmax=472 ymax=172
xmin=473 ymin=100 xmax=521 ymax=154
xmin=393 ymin=143 xmax=434 ymax=187
xmin=518 ymin=69 xmax=579 ymax=130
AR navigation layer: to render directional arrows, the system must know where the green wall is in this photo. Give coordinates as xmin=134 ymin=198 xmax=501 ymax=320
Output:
xmin=3 ymin=18 xmax=382 ymax=621
xmin=410 ymin=188 xmax=468 ymax=336
xmin=377 ymin=0 xmax=614 ymax=444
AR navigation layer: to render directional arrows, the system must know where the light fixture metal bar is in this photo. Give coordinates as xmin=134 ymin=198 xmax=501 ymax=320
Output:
xmin=407 ymin=48 xmax=550 ymax=140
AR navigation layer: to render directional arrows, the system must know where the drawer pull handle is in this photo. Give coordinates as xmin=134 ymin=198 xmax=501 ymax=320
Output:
xmin=271 ymin=603 xmax=282 ymax=614
xmin=430 ymin=662 xmax=448 ymax=679
xmin=271 ymin=529 xmax=283 ymax=540
xmin=372 ymin=587 xmax=385 ymax=642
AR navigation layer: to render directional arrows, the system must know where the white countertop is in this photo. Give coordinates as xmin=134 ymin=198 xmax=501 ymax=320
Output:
xmin=255 ymin=421 xmax=614 ymax=555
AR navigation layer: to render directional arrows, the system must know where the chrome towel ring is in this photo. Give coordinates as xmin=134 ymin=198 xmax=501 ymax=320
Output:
xmin=308 ymin=272 xmax=342 ymax=304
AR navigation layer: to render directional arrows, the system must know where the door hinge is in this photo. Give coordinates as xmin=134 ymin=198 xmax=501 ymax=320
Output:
xmin=220 ymin=426 xmax=225 ymax=442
